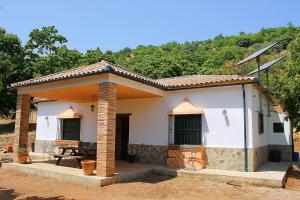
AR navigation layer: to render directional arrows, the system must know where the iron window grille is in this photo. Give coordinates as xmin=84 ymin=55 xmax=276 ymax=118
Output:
xmin=62 ymin=118 xmax=81 ymax=140
xmin=258 ymin=112 xmax=264 ymax=134
xmin=168 ymin=115 xmax=202 ymax=145
xmin=273 ymin=123 xmax=284 ymax=133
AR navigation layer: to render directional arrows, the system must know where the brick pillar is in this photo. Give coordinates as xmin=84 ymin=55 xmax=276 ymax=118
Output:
xmin=13 ymin=93 xmax=31 ymax=162
xmin=96 ymin=82 xmax=117 ymax=177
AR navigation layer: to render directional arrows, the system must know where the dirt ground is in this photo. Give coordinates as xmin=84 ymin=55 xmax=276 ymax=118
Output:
xmin=0 ymin=168 xmax=299 ymax=200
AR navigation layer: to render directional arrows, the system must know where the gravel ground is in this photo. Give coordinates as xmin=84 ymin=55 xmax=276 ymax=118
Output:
xmin=0 ymin=168 xmax=299 ymax=200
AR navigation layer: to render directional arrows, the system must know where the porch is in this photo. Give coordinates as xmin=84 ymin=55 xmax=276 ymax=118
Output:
xmin=3 ymin=159 xmax=161 ymax=187
xmin=2 ymin=159 xmax=291 ymax=188
xmin=13 ymin=63 xmax=165 ymax=177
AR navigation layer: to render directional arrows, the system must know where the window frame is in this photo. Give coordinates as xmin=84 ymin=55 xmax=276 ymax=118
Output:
xmin=61 ymin=118 xmax=81 ymax=141
xmin=172 ymin=114 xmax=202 ymax=146
xmin=273 ymin=122 xmax=284 ymax=133
xmin=258 ymin=112 xmax=264 ymax=134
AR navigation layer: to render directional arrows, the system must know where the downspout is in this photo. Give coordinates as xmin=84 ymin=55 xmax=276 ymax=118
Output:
xmin=242 ymin=84 xmax=248 ymax=172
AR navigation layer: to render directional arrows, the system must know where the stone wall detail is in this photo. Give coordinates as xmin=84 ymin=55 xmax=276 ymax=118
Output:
xmin=206 ymin=147 xmax=246 ymax=171
xmin=250 ymin=145 xmax=269 ymax=171
xmin=166 ymin=145 xmax=208 ymax=170
xmin=0 ymin=133 xmax=35 ymax=152
xmin=269 ymin=145 xmax=292 ymax=162
xmin=128 ymin=144 xmax=168 ymax=165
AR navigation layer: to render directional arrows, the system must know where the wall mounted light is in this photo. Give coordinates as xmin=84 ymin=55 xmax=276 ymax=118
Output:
xmin=91 ymin=95 xmax=95 ymax=112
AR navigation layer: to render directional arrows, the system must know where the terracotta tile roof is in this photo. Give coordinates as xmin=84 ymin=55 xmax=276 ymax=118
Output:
xmin=157 ymin=75 xmax=255 ymax=89
xmin=11 ymin=60 xmax=165 ymax=89
xmin=11 ymin=60 xmax=256 ymax=90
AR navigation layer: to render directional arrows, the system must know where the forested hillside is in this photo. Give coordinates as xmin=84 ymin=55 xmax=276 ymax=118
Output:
xmin=1 ymin=25 xmax=300 ymax=129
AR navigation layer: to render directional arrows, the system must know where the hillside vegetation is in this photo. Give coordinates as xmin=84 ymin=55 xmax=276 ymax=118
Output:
xmin=1 ymin=25 xmax=300 ymax=129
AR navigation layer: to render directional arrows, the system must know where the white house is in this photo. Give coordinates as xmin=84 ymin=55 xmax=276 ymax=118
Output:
xmin=11 ymin=60 xmax=292 ymax=176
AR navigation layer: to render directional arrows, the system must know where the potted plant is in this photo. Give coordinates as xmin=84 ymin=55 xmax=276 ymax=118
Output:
xmin=17 ymin=146 xmax=28 ymax=164
xmin=81 ymin=160 xmax=96 ymax=175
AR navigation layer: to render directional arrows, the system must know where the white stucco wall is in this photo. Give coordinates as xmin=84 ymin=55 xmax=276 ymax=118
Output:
xmin=117 ymin=85 xmax=253 ymax=148
xmin=268 ymin=112 xmax=291 ymax=145
xmin=36 ymin=102 xmax=97 ymax=142
xmin=250 ymin=88 xmax=291 ymax=147
xmin=36 ymin=85 xmax=255 ymax=148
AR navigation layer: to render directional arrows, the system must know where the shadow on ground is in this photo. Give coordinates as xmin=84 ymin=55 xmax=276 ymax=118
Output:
xmin=122 ymin=175 xmax=175 ymax=184
xmin=0 ymin=187 xmax=69 ymax=200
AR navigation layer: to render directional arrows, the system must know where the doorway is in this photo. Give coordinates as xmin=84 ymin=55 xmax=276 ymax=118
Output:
xmin=115 ymin=114 xmax=130 ymax=160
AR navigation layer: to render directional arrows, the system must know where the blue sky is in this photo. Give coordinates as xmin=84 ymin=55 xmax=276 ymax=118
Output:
xmin=1 ymin=0 xmax=299 ymax=52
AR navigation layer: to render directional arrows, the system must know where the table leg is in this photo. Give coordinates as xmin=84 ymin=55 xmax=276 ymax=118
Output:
xmin=56 ymin=148 xmax=67 ymax=165
xmin=77 ymin=158 xmax=82 ymax=169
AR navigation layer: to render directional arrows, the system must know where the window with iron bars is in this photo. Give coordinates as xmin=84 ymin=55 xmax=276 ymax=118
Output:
xmin=168 ymin=115 xmax=202 ymax=145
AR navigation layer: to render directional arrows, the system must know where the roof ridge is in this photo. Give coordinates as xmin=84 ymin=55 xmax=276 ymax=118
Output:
xmin=19 ymin=61 xmax=104 ymax=83
xmin=104 ymin=60 xmax=157 ymax=82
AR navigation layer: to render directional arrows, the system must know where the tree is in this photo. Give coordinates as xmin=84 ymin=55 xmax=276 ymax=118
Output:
xmin=0 ymin=28 xmax=25 ymax=115
xmin=83 ymin=48 xmax=103 ymax=64
xmin=25 ymin=26 xmax=83 ymax=77
xmin=275 ymin=34 xmax=300 ymax=130
xmin=25 ymin=26 xmax=67 ymax=56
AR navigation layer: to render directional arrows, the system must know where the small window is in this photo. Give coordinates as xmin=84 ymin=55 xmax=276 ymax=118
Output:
xmin=258 ymin=112 xmax=264 ymax=134
xmin=273 ymin=123 xmax=284 ymax=133
xmin=62 ymin=118 xmax=81 ymax=140
xmin=174 ymin=115 xmax=202 ymax=145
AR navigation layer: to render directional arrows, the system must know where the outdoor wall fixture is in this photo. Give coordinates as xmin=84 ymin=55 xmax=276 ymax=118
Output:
xmin=91 ymin=95 xmax=95 ymax=112
xmin=222 ymin=109 xmax=230 ymax=127
xmin=45 ymin=116 xmax=49 ymax=127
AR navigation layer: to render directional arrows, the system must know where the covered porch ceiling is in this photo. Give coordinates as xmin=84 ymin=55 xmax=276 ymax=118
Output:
xmin=18 ymin=74 xmax=164 ymax=103
xmin=27 ymin=84 xmax=161 ymax=102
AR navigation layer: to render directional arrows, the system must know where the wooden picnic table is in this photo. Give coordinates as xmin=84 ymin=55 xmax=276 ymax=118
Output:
xmin=53 ymin=146 xmax=83 ymax=168
xmin=53 ymin=145 xmax=97 ymax=168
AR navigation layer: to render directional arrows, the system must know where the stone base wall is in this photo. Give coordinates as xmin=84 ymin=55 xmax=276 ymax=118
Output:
xmin=269 ymin=145 xmax=292 ymax=162
xmin=250 ymin=145 xmax=268 ymax=171
xmin=206 ymin=147 xmax=246 ymax=171
xmin=34 ymin=140 xmax=55 ymax=153
xmin=34 ymin=140 xmax=97 ymax=154
xmin=128 ymin=144 xmax=168 ymax=165
xmin=128 ymin=144 xmax=292 ymax=172
xmin=0 ymin=132 xmax=35 ymax=152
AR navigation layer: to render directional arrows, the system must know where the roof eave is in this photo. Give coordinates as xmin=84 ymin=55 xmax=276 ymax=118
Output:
xmin=165 ymin=79 xmax=256 ymax=91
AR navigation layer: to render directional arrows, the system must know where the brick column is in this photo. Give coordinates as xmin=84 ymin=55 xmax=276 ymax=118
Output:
xmin=13 ymin=93 xmax=31 ymax=162
xmin=96 ymin=82 xmax=117 ymax=177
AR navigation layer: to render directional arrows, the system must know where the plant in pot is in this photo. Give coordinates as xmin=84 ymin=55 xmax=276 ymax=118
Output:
xmin=81 ymin=160 xmax=96 ymax=175
xmin=17 ymin=146 xmax=28 ymax=164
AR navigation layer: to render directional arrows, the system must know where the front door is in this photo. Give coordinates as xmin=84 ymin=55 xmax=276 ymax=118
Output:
xmin=115 ymin=114 xmax=129 ymax=160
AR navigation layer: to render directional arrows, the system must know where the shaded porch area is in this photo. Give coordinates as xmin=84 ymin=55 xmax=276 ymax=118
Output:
xmin=13 ymin=71 xmax=165 ymax=177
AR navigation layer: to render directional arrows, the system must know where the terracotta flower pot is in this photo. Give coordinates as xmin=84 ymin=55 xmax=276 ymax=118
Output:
xmin=7 ymin=145 xmax=13 ymax=153
xmin=17 ymin=154 xmax=28 ymax=164
xmin=81 ymin=160 xmax=96 ymax=175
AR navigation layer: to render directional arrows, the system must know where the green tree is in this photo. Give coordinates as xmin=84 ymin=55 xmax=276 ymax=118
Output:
xmin=0 ymin=28 xmax=25 ymax=115
xmin=83 ymin=48 xmax=103 ymax=64
xmin=25 ymin=26 xmax=83 ymax=77
xmin=275 ymin=34 xmax=300 ymax=130
xmin=25 ymin=26 xmax=67 ymax=56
